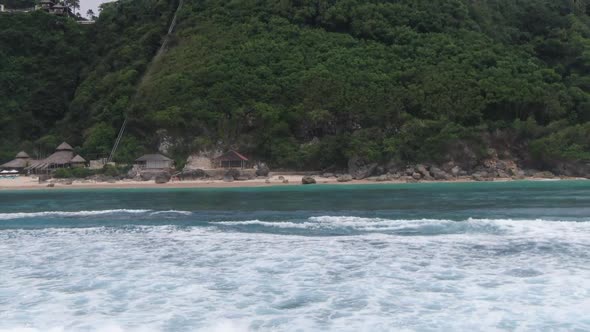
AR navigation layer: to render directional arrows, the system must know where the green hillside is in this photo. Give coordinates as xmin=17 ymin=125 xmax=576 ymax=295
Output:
xmin=2 ymin=0 xmax=590 ymax=172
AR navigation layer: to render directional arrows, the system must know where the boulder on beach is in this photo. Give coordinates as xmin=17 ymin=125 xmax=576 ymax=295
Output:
xmin=224 ymin=168 xmax=241 ymax=180
xmin=155 ymin=173 xmax=171 ymax=184
xmin=140 ymin=171 xmax=170 ymax=182
xmin=301 ymin=176 xmax=316 ymax=185
xmin=534 ymin=171 xmax=555 ymax=179
xmin=415 ymin=164 xmax=430 ymax=178
xmin=255 ymin=163 xmax=270 ymax=177
xmin=376 ymin=175 xmax=390 ymax=182
xmin=337 ymin=174 xmax=353 ymax=182
xmin=430 ymin=167 xmax=450 ymax=180
xmin=179 ymin=169 xmax=206 ymax=180
xmin=387 ymin=173 xmax=401 ymax=180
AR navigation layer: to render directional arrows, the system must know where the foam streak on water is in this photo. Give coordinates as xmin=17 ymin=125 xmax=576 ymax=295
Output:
xmin=2 ymin=216 xmax=590 ymax=331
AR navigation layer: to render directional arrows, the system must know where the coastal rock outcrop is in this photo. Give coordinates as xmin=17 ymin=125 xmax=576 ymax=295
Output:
xmin=415 ymin=164 xmax=431 ymax=179
xmin=348 ymin=156 xmax=377 ymax=180
xmin=376 ymin=175 xmax=390 ymax=182
xmin=301 ymin=176 xmax=316 ymax=185
xmin=430 ymin=167 xmax=450 ymax=180
xmin=224 ymin=169 xmax=241 ymax=180
xmin=534 ymin=171 xmax=555 ymax=179
xmin=140 ymin=171 xmax=170 ymax=182
xmin=178 ymin=169 xmax=206 ymax=180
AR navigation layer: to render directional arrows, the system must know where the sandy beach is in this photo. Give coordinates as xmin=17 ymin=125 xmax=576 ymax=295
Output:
xmin=0 ymin=174 xmax=583 ymax=191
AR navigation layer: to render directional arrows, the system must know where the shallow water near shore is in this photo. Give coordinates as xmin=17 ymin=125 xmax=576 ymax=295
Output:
xmin=1 ymin=181 xmax=590 ymax=331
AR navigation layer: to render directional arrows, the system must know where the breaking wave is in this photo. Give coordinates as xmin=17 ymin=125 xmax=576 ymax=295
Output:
xmin=216 ymin=216 xmax=590 ymax=236
xmin=0 ymin=209 xmax=193 ymax=220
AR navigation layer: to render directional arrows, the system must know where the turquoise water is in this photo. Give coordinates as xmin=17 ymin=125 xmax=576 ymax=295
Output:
xmin=1 ymin=181 xmax=590 ymax=331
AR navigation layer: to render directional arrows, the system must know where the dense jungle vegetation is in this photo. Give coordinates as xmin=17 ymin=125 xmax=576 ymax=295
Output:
xmin=2 ymin=0 xmax=590 ymax=170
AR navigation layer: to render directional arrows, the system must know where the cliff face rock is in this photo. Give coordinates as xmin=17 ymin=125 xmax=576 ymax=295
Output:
xmin=549 ymin=161 xmax=590 ymax=178
xmin=184 ymin=150 xmax=223 ymax=170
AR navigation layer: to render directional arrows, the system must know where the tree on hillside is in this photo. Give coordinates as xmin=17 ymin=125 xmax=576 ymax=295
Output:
xmin=64 ymin=0 xmax=80 ymax=14
xmin=86 ymin=9 xmax=96 ymax=20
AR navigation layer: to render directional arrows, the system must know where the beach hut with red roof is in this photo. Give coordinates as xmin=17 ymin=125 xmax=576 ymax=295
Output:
xmin=214 ymin=150 xmax=250 ymax=169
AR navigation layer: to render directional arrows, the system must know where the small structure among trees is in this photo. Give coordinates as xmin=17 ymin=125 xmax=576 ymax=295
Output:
xmin=134 ymin=153 xmax=174 ymax=170
xmin=214 ymin=150 xmax=250 ymax=169
xmin=70 ymin=154 xmax=87 ymax=168
xmin=38 ymin=0 xmax=78 ymax=17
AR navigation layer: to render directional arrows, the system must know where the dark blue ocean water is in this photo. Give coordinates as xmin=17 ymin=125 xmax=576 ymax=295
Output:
xmin=1 ymin=181 xmax=590 ymax=331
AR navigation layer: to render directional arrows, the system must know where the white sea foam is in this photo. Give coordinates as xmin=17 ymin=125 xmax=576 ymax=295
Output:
xmin=1 ymin=219 xmax=590 ymax=331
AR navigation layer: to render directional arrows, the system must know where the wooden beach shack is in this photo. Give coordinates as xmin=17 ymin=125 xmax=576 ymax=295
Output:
xmin=134 ymin=153 xmax=174 ymax=170
xmin=214 ymin=150 xmax=250 ymax=169
xmin=0 ymin=151 xmax=31 ymax=173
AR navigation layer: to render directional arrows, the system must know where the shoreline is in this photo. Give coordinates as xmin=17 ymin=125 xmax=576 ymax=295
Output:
xmin=0 ymin=174 xmax=587 ymax=191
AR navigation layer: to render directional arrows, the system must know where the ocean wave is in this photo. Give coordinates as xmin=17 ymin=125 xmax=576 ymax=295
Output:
xmin=0 ymin=209 xmax=191 ymax=220
xmin=216 ymin=216 xmax=590 ymax=235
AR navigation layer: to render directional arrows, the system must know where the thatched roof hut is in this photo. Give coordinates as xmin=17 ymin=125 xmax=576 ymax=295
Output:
xmin=71 ymin=155 xmax=86 ymax=163
xmin=135 ymin=153 xmax=174 ymax=169
xmin=16 ymin=151 xmax=30 ymax=159
xmin=70 ymin=155 xmax=87 ymax=167
xmin=214 ymin=150 xmax=250 ymax=169
xmin=0 ymin=151 xmax=31 ymax=170
xmin=56 ymin=142 xmax=73 ymax=151
xmin=26 ymin=142 xmax=75 ymax=172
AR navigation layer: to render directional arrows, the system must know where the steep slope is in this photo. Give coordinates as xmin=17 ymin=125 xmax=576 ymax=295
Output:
xmin=132 ymin=0 xmax=590 ymax=169
xmin=2 ymin=0 xmax=590 ymax=173
xmin=0 ymin=11 xmax=89 ymax=161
